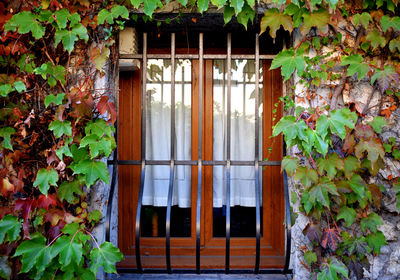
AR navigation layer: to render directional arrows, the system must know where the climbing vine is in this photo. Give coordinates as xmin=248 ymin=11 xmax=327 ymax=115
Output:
xmin=0 ymin=0 xmax=399 ymax=279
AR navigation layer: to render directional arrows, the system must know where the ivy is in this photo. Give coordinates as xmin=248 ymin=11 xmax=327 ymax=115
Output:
xmin=33 ymin=168 xmax=59 ymax=195
xmin=1 ymin=0 xmax=399 ymax=279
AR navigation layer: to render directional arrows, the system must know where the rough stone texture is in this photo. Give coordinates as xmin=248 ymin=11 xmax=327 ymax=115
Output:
xmin=288 ymin=29 xmax=400 ymax=280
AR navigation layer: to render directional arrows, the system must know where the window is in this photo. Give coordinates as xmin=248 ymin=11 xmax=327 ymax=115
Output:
xmin=118 ymin=31 xmax=285 ymax=272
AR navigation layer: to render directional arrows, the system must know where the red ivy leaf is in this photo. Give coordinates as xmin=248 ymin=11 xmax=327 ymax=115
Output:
xmin=354 ymin=124 xmax=376 ymax=140
xmin=14 ymin=198 xmax=36 ymax=239
xmin=97 ymin=96 xmax=117 ymax=125
xmin=321 ymin=227 xmax=341 ymax=251
xmin=48 ymin=220 xmax=66 ymax=240
xmin=37 ymin=194 xmax=58 ymax=210
xmin=343 ymin=133 xmax=356 ymax=154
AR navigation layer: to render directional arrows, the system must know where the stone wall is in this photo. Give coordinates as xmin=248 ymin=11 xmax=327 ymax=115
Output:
xmin=289 ymin=30 xmax=400 ymax=280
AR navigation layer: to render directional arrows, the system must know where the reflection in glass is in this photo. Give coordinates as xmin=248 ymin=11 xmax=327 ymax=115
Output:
xmin=212 ymin=60 xmax=263 ymax=237
xmin=142 ymin=60 xmax=192 ymax=237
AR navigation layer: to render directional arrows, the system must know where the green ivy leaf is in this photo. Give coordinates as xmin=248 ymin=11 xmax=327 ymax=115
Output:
xmin=270 ymin=49 xmax=305 ymax=81
xmin=371 ymin=65 xmax=399 ymax=93
xmin=4 ymin=11 xmax=45 ymax=39
xmin=317 ymin=153 xmax=343 ymax=179
xmin=143 ymin=0 xmax=163 ymax=16
xmin=380 ymin=15 xmax=400 ymax=32
xmin=304 ymin=251 xmax=317 ymax=266
xmin=14 ymin=233 xmax=50 ymax=273
xmin=281 ymin=156 xmax=299 ymax=177
xmin=308 ymin=179 xmax=337 ymax=207
xmin=71 ymin=159 xmax=109 ymax=186
xmin=178 ymin=0 xmax=189 ymax=6
xmin=366 ymin=30 xmax=387 ymax=49
xmin=49 ymin=120 xmax=72 ymax=138
xmin=367 ymin=231 xmax=387 ymax=254
xmin=98 ymin=6 xmax=129 ymax=24
xmin=352 ymin=12 xmax=371 ymax=29
xmin=260 ymin=8 xmax=293 ymax=38
xmin=89 ymin=242 xmax=123 ymax=274
xmin=284 ymin=4 xmax=307 ymax=28
xmin=17 ymin=54 xmax=36 ymax=73
xmin=0 ymin=256 xmax=11 ymax=280
xmin=236 ymin=3 xmax=255 ymax=29
xmin=300 ymin=9 xmax=330 ymax=35
xmin=88 ymin=210 xmax=102 ymax=223
xmin=294 ymin=166 xmax=318 ymax=188
xmin=328 ymin=108 xmax=357 ymax=140
xmin=223 ymin=6 xmax=235 ymax=24
xmin=272 ymin=116 xmax=309 ymax=148
xmin=369 ymin=116 xmax=386 ymax=134
xmin=45 ymin=93 xmax=65 ymax=107
xmin=0 ymin=215 xmax=21 ymax=243
xmin=55 ymin=9 xmax=71 ymax=29
xmin=56 ymin=144 xmax=73 ymax=161
xmin=58 ymin=180 xmax=83 ymax=204
xmin=0 ymin=84 xmax=13 ymax=97
xmin=349 ymin=174 xmax=367 ymax=199
xmin=229 ymin=0 xmax=243 ymax=15
xmin=52 ymin=235 xmax=82 ymax=268
xmin=0 ymin=127 xmax=15 ymax=150
xmin=337 ymin=206 xmax=356 ymax=227
xmin=341 ymin=54 xmax=369 ymax=81
xmin=389 ymin=37 xmax=400 ymax=52
xmin=85 ymin=119 xmax=114 ymax=138
xmin=317 ymin=258 xmax=348 ymax=280
xmin=343 ymin=156 xmax=360 ymax=179
xmin=360 ymin=212 xmax=383 ymax=233
xmin=110 ymin=5 xmax=129 ymax=20
xmin=34 ymin=63 xmax=66 ymax=87
xmin=301 ymin=191 xmax=313 ymax=214
xmin=131 ymin=0 xmax=144 ymax=9
xmin=55 ymin=24 xmax=88 ymax=54
xmin=33 ymin=168 xmax=59 ymax=195
xmin=80 ymin=134 xmax=112 ymax=158
xmin=69 ymin=13 xmax=81 ymax=26
xmin=313 ymin=133 xmax=329 ymax=156
xmin=97 ymin=10 xmax=113 ymax=25
xmin=245 ymin=0 xmax=255 ymax=7
xmin=13 ymin=81 xmax=26 ymax=93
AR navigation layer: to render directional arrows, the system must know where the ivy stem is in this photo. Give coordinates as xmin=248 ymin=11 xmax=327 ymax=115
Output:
xmin=328 ymin=210 xmax=341 ymax=233
xmin=85 ymin=229 xmax=101 ymax=250
xmin=70 ymin=230 xmax=79 ymax=244
xmin=47 ymin=233 xmax=63 ymax=247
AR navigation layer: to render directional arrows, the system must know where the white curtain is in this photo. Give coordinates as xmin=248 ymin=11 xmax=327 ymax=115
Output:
xmin=142 ymin=59 xmax=262 ymax=208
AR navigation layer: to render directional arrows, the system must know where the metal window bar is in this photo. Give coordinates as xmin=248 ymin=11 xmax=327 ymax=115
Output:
xmin=196 ymin=32 xmax=204 ymax=274
xmin=166 ymin=33 xmax=176 ymax=274
xmin=254 ymin=33 xmax=261 ymax=274
xmin=134 ymin=32 xmax=148 ymax=273
xmin=120 ymin=54 xmax=277 ymax=60
xmin=225 ymin=33 xmax=232 ymax=274
xmin=107 ymin=31 xmax=293 ymax=275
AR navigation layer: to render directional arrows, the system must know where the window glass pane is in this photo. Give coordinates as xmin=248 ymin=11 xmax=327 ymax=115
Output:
xmin=142 ymin=59 xmax=192 ymax=237
xmin=213 ymin=60 xmax=262 ymax=161
xmin=212 ymin=60 xmax=263 ymax=237
xmin=146 ymin=59 xmax=171 ymax=160
xmin=175 ymin=59 xmax=192 ymax=161
xmin=146 ymin=59 xmax=191 ymax=161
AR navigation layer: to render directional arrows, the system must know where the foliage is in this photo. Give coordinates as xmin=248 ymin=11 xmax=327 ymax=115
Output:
xmin=0 ymin=1 xmax=121 ymax=279
xmin=1 ymin=0 xmax=399 ymax=278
